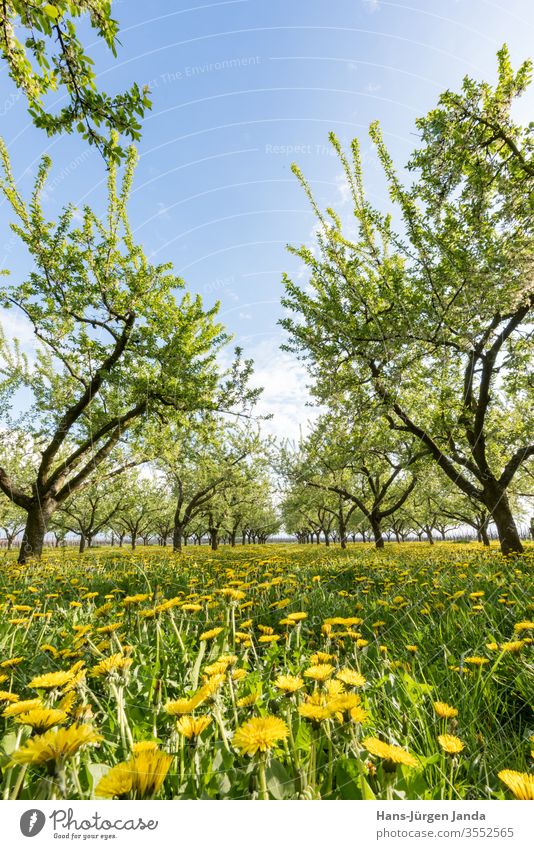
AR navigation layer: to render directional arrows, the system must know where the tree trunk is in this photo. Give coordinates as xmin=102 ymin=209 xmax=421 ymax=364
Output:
xmin=79 ymin=534 xmax=86 ymax=554
xmin=173 ymin=522 xmax=183 ymax=552
xmin=339 ymin=515 xmax=347 ymax=549
xmin=210 ymin=529 xmax=218 ymax=551
xmin=484 ymin=488 xmax=523 ymax=554
xmin=18 ymin=499 xmax=55 ymax=564
xmin=230 ymin=531 xmax=236 ymax=546
xmin=425 ymin=526 xmax=434 ymax=545
xmin=370 ymin=515 xmax=384 ymax=549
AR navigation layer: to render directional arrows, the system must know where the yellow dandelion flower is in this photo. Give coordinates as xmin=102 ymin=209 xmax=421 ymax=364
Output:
xmin=0 ymin=691 xmax=19 ymax=704
xmin=0 ymin=657 xmax=24 ymax=668
xmin=164 ymin=697 xmax=201 ymax=716
xmin=363 ymin=737 xmax=419 ymax=768
xmin=327 ymin=693 xmax=361 ymax=715
xmin=233 ymin=716 xmax=288 ymax=756
xmin=514 ymin=621 xmax=534 ymax=633
xmin=231 ymin=668 xmax=247 ymax=682
xmin=350 ymin=706 xmax=369 ymax=724
xmin=95 ymin=764 xmax=132 ymax=799
xmin=176 ymin=715 xmax=211 ymax=739
xmin=274 ymin=675 xmax=304 ymax=693
xmin=237 ymin=692 xmax=260 ymax=708
xmin=123 ymin=594 xmax=151 ymax=606
xmin=324 ymin=679 xmax=345 ymax=697
xmin=438 ymin=734 xmax=465 ymax=754
xmin=464 ymin=657 xmax=489 ymax=666
xmin=310 ymin=652 xmax=335 ymax=663
xmin=3 ymin=698 xmax=42 ymax=717
xmin=336 ymin=669 xmax=366 ymax=688
xmin=96 ymin=748 xmax=172 ymax=799
xmin=286 ymin=612 xmax=307 ymax=622
xmin=500 ymin=641 xmax=525 ymax=654
xmin=199 ymin=627 xmax=223 ymax=641
xmin=498 ymin=770 xmax=534 ymax=800
xmin=29 ymin=670 xmax=74 ymax=689
xmin=91 ymin=654 xmax=132 ymax=678
xmin=304 ymin=664 xmax=334 ymax=682
xmin=258 ymin=634 xmax=280 ymax=643
xmin=298 ymin=703 xmax=330 ymax=723
xmin=12 ymin=724 xmax=102 ymax=765
xmin=433 ymin=701 xmax=458 ymax=719
xmin=16 ymin=708 xmax=68 ymax=733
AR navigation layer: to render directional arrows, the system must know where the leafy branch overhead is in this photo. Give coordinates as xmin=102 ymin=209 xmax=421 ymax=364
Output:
xmin=0 ymin=1 xmax=151 ymax=160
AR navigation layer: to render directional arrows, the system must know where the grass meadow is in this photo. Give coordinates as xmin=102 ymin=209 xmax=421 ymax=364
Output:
xmin=0 ymin=542 xmax=532 ymax=800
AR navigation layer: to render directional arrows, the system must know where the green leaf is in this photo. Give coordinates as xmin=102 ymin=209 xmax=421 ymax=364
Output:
xmin=43 ymin=5 xmax=60 ymax=18
xmin=265 ymin=760 xmax=294 ymax=800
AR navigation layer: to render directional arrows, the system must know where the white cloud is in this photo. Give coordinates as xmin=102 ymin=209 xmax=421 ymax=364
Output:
xmin=0 ymin=307 xmax=36 ymax=351
xmin=244 ymin=338 xmax=321 ymax=443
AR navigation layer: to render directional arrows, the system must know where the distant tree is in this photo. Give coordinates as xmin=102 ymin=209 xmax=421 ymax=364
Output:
xmin=57 ymin=476 xmax=124 ymax=552
xmin=0 ymin=497 xmax=26 ymax=550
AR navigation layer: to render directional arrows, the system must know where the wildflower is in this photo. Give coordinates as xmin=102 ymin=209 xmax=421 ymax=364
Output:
xmin=498 ymin=770 xmax=534 ymax=800
xmin=304 ymin=664 xmax=334 ymax=682
xmin=514 ymin=621 xmax=534 ymax=633
xmin=237 ymin=692 xmax=260 ymax=707
xmin=499 ymin=641 xmax=525 ymax=654
xmin=123 ymin=594 xmax=151 ymax=606
xmin=16 ymin=708 xmax=68 ymax=733
xmin=176 ymin=715 xmax=212 ymax=738
xmin=274 ymin=675 xmax=304 ymax=693
xmin=350 ymin=706 xmax=369 ymax=724
xmin=233 ymin=716 xmax=288 ymax=756
xmin=258 ymin=634 xmax=280 ymax=643
xmin=0 ymin=691 xmax=19 ymax=704
xmin=199 ymin=627 xmax=223 ymax=641
xmin=309 ymin=652 xmax=334 ymax=665
xmin=12 ymin=724 xmax=102 ymax=765
xmin=324 ymin=679 xmax=345 ymax=697
xmin=336 ymin=669 xmax=366 ymax=688
xmin=231 ymin=668 xmax=247 ymax=682
xmin=91 ymin=654 xmax=133 ymax=678
xmin=433 ymin=701 xmax=458 ymax=719
xmin=3 ymin=698 xmax=42 ymax=717
xmin=96 ymin=747 xmax=172 ymax=799
xmin=327 ymin=693 xmax=361 ymax=715
xmin=298 ymin=703 xmax=330 ymax=723
xmin=164 ymin=697 xmax=201 ymax=716
xmin=0 ymin=657 xmax=24 ymax=668
xmin=286 ymin=612 xmax=307 ymax=622
xmin=29 ymin=670 xmax=74 ymax=689
xmin=464 ymin=657 xmax=489 ymax=666
xmin=438 ymin=734 xmax=465 ymax=754
xmin=363 ymin=737 xmax=419 ymax=768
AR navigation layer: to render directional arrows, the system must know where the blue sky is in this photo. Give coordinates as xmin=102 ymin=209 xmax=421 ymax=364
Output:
xmin=1 ymin=0 xmax=533 ymax=439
